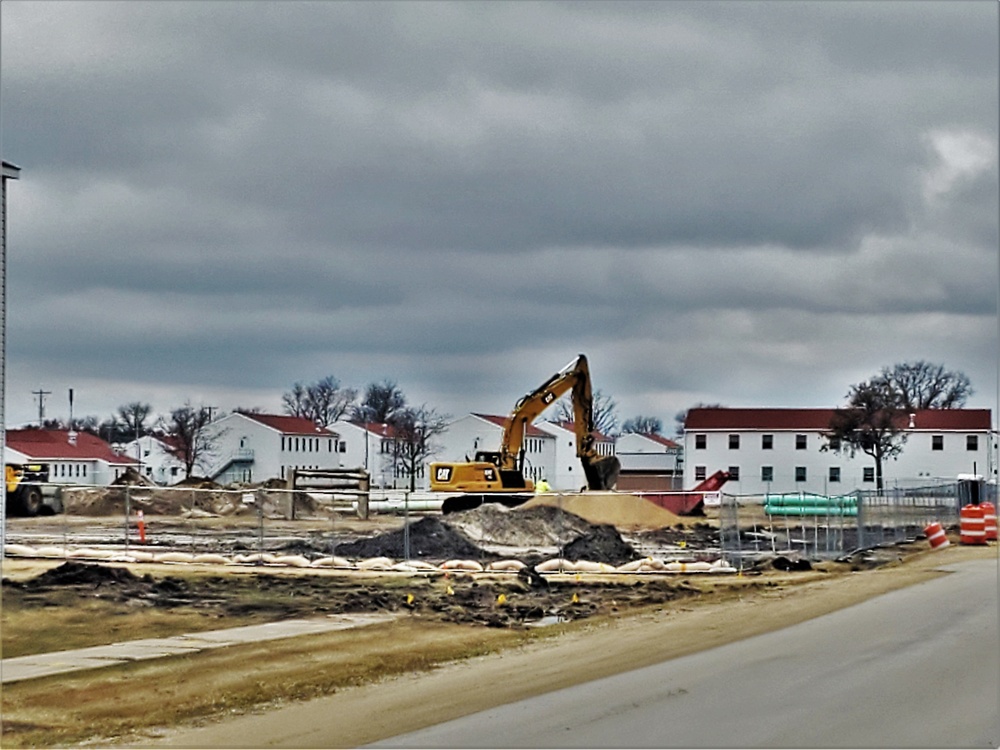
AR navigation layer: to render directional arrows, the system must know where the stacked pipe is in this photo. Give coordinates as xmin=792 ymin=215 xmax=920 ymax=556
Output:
xmin=764 ymin=493 xmax=858 ymax=516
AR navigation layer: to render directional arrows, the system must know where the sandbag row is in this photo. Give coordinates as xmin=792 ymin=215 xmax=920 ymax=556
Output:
xmin=3 ymin=544 xmax=738 ymax=574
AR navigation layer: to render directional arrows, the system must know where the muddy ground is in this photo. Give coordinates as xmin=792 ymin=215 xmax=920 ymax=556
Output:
xmin=2 ymin=558 xmax=704 ymax=633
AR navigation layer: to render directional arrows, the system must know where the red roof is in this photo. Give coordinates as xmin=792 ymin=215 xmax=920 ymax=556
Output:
xmin=639 ymin=432 xmax=681 ymax=449
xmin=685 ymin=408 xmax=992 ymax=431
xmin=6 ymin=429 xmax=137 ymax=464
xmin=473 ymin=413 xmax=550 ymax=438
xmin=243 ymin=414 xmax=335 ymax=435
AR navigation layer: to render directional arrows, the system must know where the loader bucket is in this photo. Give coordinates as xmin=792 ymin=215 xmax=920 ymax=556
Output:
xmin=583 ymin=454 xmax=621 ymax=491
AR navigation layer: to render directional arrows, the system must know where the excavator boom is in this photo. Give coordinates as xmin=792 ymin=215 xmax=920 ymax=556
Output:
xmin=431 ymin=354 xmax=620 ymax=512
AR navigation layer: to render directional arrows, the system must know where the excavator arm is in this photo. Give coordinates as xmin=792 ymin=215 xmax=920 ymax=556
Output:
xmin=430 ymin=353 xmax=620 ymax=511
xmin=498 ymin=354 xmax=620 ymax=490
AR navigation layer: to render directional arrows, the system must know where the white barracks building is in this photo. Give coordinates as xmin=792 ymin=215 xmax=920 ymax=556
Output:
xmin=682 ymin=407 xmax=993 ymax=496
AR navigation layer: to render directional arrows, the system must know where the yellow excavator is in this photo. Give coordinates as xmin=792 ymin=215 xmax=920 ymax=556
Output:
xmin=430 ymin=354 xmax=621 ymax=514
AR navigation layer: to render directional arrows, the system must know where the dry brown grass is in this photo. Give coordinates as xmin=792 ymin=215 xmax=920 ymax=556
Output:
xmin=1 ymin=617 xmax=537 ymax=748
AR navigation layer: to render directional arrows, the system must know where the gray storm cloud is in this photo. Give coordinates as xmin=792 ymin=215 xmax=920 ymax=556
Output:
xmin=1 ymin=0 xmax=996 ymax=426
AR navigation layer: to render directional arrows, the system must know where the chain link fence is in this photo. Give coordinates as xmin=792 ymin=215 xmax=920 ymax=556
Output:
xmin=719 ymin=480 xmax=996 ymax=562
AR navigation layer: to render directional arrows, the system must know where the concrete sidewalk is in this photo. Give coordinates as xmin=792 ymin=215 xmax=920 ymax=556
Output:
xmin=1 ymin=613 xmax=397 ymax=684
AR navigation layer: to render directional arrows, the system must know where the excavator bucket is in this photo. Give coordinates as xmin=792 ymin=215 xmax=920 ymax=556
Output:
xmin=583 ymin=454 xmax=621 ymax=491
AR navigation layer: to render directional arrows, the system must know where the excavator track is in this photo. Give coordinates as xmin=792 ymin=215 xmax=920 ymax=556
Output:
xmin=441 ymin=493 xmax=534 ymax=515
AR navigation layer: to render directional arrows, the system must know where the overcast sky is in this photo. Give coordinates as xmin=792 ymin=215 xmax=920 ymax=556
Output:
xmin=1 ymin=0 xmax=997 ymax=432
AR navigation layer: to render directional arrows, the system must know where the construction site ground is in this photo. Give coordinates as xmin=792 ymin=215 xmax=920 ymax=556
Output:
xmin=1 ymin=498 xmax=996 ymax=748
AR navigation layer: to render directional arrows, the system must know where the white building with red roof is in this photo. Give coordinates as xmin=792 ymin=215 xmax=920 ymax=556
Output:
xmin=199 ymin=412 xmax=343 ymax=484
xmin=538 ymin=420 xmax=617 ymax=492
xmin=682 ymin=407 xmax=993 ymax=495
xmin=5 ymin=428 xmax=137 ymax=486
xmin=120 ymin=435 xmax=187 ymax=485
xmin=329 ymin=420 xmax=409 ymax=489
xmin=615 ymin=432 xmax=682 ymax=490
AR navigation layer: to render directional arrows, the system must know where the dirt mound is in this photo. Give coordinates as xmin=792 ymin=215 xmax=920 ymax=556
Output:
xmin=520 ymin=492 xmax=685 ymax=530
xmin=335 ymin=517 xmax=488 ymax=561
xmin=172 ymin=476 xmax=222 ymax=489
xmin=60 ymin=486 xmax=316 ymax=518
xmin=631 ymin=523 xmax=720 ymax=548
xmin=28 ymin=561 xmax=141 ymax=587
xmin=561 ymin=525 xmax=638 ymax=567
xmin=111 ymin=467 xmax=157 ymax=487
xmin=447 ymin=504 xmax=596 ymax=547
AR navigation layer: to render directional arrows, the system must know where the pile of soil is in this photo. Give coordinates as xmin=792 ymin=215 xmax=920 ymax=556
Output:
xmin=560 ymin=525 xmax=638 ymax=567
xmin=447 ymin=504 xmax=597 ymax=547
xmin=631 ymin=523 xmax=720 ymax=548
xmin=25 ymin=561 xmax=141 ymax=587
xmin=60 ymin=486 xmax=317 ymax=518
xmin=520 ymin=492 xmax=686 ymax=530
xmin=335 ymin=517 xmax=489 ymax=561
xmin=110 ymin=468 xmax=157 ymax=487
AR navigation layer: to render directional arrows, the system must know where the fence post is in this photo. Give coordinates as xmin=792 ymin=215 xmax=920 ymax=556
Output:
xmin=403 ymin=489 xmax=410 ymax=561
xmin=256 ymin=488 xmax=264 ymax=563
xmin=856 ymin=490 xmax=866 ymax=551
xmin=125 ymin=485 xmax=131 ymax=555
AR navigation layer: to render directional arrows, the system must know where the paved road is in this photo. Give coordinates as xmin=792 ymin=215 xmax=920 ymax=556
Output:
xmin=377 ymin=559 xmax=999 ymax=749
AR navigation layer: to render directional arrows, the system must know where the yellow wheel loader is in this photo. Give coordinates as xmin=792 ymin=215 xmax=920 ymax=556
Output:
xmin=5 ymin=462 xmax=53 ymax=517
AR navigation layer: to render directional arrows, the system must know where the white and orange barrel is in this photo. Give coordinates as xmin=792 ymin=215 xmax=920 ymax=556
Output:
xmin=924 ymin=521 xmax=949 ymax=550
xmin=980 ymin=501 xmax=997 ymax=542
xmin=959 ymin=504 xmax=986 ymax=546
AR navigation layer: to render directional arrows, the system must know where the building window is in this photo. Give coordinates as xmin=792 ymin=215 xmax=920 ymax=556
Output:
xmin=694 ymin=465 xmax=706 ymax=481
xmin=863 ymin=467 xmax=875 ymax=482
xmin=967 ymin=435 xmax=979 ymax=451
xmin=761 ymin=466 xmax=773 ymax=482
xmin=728 ymin=434 xmax=740 ymax=450
xmin=829 ymin=467 xmax=841 ymax=483
xmin=339 ymin=441 xmax=346 ymax=453
xmin=795 ymin=434 xmax=807 ymax=450
xmin=932 ymin=435 xmax=943 ymax=451
xmin=795 ymin=466 xmax=807 ymax=482
xmin=695 ymin=434 xmax=706 ymax=450
xmin=761 ymin=434 xmax=773 ymax=450
xmin=728 ymin=466 xmax=740 ymax=480
xmin=827 ymin=437 xmax=841 ymax=452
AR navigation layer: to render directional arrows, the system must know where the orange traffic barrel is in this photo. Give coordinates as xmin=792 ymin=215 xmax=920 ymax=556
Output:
xmin=980 ymin=501 xmax=997 ymax=542
xmin=959 ymin=504 xmax=986 ymax=545
xmin=924 ymin=521 xmax=949 ymax=550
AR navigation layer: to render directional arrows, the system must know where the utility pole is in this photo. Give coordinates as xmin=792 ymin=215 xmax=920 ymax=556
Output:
xmin=32 ymin=387 xmax=51 ymax=425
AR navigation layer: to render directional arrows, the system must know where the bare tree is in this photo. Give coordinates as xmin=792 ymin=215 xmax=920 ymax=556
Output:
xmin=387 ymin=405 xmax=450 ymax=491
xmin=823 ymin=379 xmax=907 ymax=495
xmin=621 ymin=415 xmax=663 ymax=435
xmin=117 ymin=401 xmax=153 ymax=439
xmin=878 ymin=361 xmax=972 ymax=410
xmin=554 ymin=389 xmax=619 ymax=435
xmin=167 ymin=403 xmax=219 ymax=479
xmin=282 ymin=376 xmax=358 ymax=426
xmin=351 ymin=380 xmax=406 ymax=424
